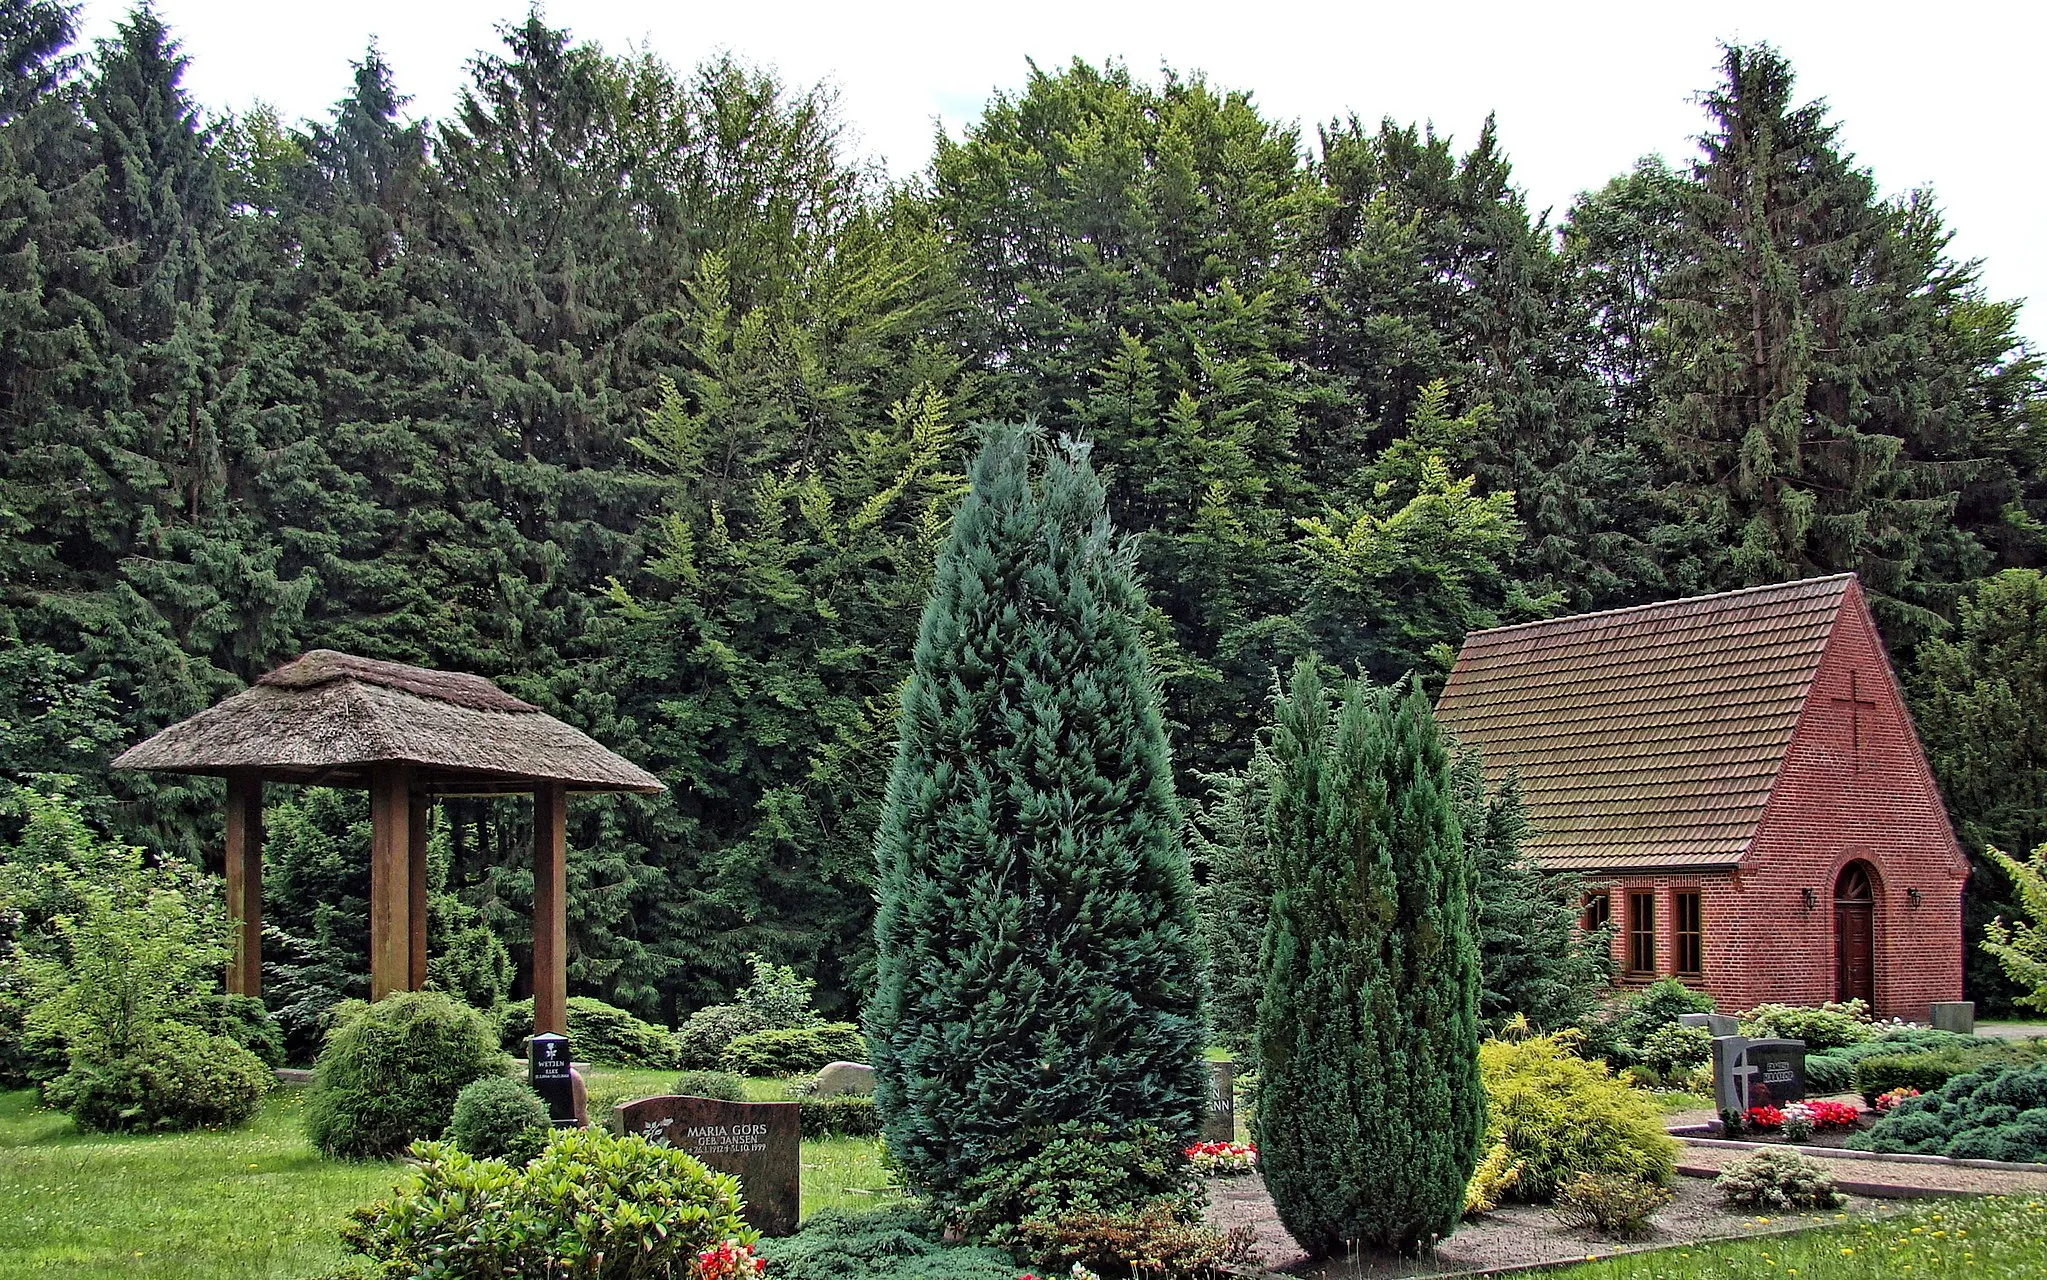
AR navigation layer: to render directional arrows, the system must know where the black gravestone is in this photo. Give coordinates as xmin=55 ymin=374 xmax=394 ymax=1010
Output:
xmin=1201 ymin=1060 xmax=1237 ymax=1142
xmin=528 ymin=1033 xmax=576 ymax=1126
xmin=1744 ymin=1038 xmax=1807 ymax=1109
xmin=612 ymin=1095 xmax=801 ymax=1236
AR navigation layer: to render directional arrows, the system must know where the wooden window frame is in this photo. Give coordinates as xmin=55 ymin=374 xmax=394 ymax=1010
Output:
xmin=1674 ymin=889 xmax=1703 ymax=978
xmin=1583 ymin=890 xmax=1612 ymax=933
xmin=1626 ymin=890 xmax=1657 ymax=976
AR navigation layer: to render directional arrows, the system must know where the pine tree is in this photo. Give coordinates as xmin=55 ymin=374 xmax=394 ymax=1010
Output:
xmin=865 ymin=422 xmax=1206 ymax=1216
xmin=1188 ymin=743 xmax=1273 ymax=1054
xmin=1256 ymin=661 xmax=1482 ymax=1255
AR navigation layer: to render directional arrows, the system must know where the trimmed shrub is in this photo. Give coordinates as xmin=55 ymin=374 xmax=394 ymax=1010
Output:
xmin=446 ymin=1075 xmax=550 ymax=1160
xmin=800 ymin=1094 xmax=881 ymax=1138
xmin=428 ymin=924 xmax=512 ymax=1013
xmin=673 ymin=1069 xmax=749 ymax=1101
xmin=866 ymin=427 xmax=1207 ymax=1224
xmin=1256 ymin=664 xmax=1485 ymax=1256
xmin=1862 ymin=1064 xmax=2047 ymax=1163
xmin=954 ymin=1122 xmax=1194 ymax=1241
xmin=305 ymin=991 xmax=501 ymax=1159
xmin=675 ymin=1004 xmax=767 ymax=1071
xmin=1479 ymin=1032 xmax=1677 ymax=1202
xmin=498 ymin=996 xmax=675 ymax=1068
xmin=1853 ymin=1052 xmax=1976 ymax=1104
xmin=723 ymin=1023 xmax=864 ymax=1077
xmin=1737 ymin=1000 xmax=1875 ymax=1052
xmin=46 ymin=1021 xmax=271 ymax=1132
xmin=206 ymin=994 xmax=286 ymax=1067
xmin=1714 ymin=1147 xmax=1845 ymax=1210
xmin=1549 ymin=1173 xmax=1671 ymax=1236
xmin=1638 ymin=1024 xmax=1712 ymax=1078
xmin=341 ymin=1130 xmax=755 ymax=1276
xmin=755 ymin=1207 xmax=1020 ymax=1280
xmin=1011 ymin=1201 xmax=1261 ymax=1279
xmin=1804 ymin=1052 xmax=1852 ymax=1094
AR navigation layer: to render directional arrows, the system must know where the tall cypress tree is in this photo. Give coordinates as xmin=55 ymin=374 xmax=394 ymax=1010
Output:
xmin=865 ymin=422 xmax=1206 ymax=1217
xmin=1256 ymin=661 xmax=1482 ymax=1255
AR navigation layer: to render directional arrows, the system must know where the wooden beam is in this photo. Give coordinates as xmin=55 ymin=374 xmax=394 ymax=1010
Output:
xmin=368 ymin=763 xmax=413 ymax=1001
xmin=223 ymin=771 xmax=263 ymax=997
xmin=408 ymin=791 xmax=430 ymax=990
xmin=532 ymin=781 xmax=568 ymax=1036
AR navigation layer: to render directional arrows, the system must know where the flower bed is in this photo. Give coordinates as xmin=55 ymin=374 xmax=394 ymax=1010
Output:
xmin=1186 ymin=1140 xmax=1258 ymax=1177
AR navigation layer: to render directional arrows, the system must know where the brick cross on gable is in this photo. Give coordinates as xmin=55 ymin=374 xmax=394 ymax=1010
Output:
xmin=1830 ymin=669 xmax=1879 ymax=771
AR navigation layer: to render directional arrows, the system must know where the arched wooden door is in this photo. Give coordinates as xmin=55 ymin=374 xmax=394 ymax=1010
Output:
xmin=1834 ymin=862 xmax=1876 ymax=1006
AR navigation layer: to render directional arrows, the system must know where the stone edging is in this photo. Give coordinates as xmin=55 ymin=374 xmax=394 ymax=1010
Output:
xmin=1674 ymin=1133 xmax=2047 ymax=1175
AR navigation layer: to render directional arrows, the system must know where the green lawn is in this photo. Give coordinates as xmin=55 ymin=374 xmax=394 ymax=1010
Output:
xmin=0 ymin=1073 xmax=896 ymax=1279
xmin=1552 ymin=1195 xmax=2047 ymax=1279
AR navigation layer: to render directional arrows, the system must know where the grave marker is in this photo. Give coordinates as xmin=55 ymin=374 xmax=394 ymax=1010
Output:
xmin=613 ymin=1095 xmax=801 ymax=1236
xmin=1201 ymin=1060 xmax=1236 ymax=1142
xmin=528 ymin=1033 xmax=576 ymax=1127
xmin=1929 ymin=1001 xmax=1975 ymax=1034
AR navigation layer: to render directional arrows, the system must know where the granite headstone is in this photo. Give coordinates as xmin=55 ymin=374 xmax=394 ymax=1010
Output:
xmin=613 ymin=1095 xmax=801 ymax=1236
xmin=1201 ymin=1060 xmax=1236 ymax=1143
xmin=1709 ymin=1034 xmax=1754 ymax=1117
xmin=528 ymin=1033 xmax=577 ymax=1127
xmin=1744 ymin=1038 xmax=1807 ymax=1109
xmin=1929 ymin=1002 xmax=1975 ymax=1035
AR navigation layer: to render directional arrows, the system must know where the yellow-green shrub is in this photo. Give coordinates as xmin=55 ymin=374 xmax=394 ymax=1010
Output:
xmin=1479 ymin=1032 xmax=1677 ymax=1203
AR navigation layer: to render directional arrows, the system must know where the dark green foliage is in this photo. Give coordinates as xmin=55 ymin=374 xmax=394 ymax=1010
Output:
xmin=799 ymin=1094 xmax=881 ymax=1138
xmin=1255 ymin=662 xmax=1484 ymax=1255
xmin=671 ymin=1069 xmax=749 ymax=1102
xmin=446 ymin=1075 xmax=550 ymax=1160
xmin=1803 ymin=1054 xmax=1852 ymax=1094
xmin=497 ymin=996 xmax=676 ymax=1068
xmin=865 ymin=424 xmax=1207 ymax=1216
xmin=675 ymin=1004 xmax=768 ymax=1070
xmin=755 ymin=1207 xmax=1021 ymax=1280
xmin=1189 ymin=754 xmax=1271 ymax=1053
xmin=304 ymin=990 xmax=502 ymax=1159
xmin=44 ymin=1020 xmax=271 ymax=1132
xmin=1862 ymin=1064 xmax=2047 ymax=1163
xmin=722 ymin=1023 xmax=863 ymax=1077
xmin=341 ymin=1132 xmax=756 ymax=1277
xmin=1011 ymin=1202 xmax=1262 ymax=1279
xmin=953 ymin=1123 xmax=1197 ymax=1240
xmin=205 ymin=993 xmax=284 ymax=1067
xmin=1580 ymin=978 xmax=1716 ymax=1067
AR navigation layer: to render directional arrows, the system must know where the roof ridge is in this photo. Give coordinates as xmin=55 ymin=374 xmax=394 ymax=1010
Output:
xmin=1462 ymin=574 xmax=1854 ymax=642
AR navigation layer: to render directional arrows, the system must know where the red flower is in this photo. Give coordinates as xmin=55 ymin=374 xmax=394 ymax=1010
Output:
xmin=1746 ymin=1105 xmax=1785 ymax=1130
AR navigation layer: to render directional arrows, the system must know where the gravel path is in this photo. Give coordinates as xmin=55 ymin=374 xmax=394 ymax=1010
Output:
xmin=1201 ymin=1174 xmax=1902 ymax=1277
xmin=1671 ymin=1139 xmax=2047 ymax=1197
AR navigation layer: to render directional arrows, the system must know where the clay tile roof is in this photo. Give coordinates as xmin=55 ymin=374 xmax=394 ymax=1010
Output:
xmin=114 ymin=649 xmax=664 ymax=795
xmin=1435 ymin=576 xmax=1853 ymax=873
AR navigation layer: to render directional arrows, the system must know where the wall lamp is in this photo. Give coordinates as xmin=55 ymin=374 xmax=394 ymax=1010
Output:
xmin=1800 ymin=887 xmax=1817 ymax=912
xmin=1907 ymin=887 xmax=1924 ymax=909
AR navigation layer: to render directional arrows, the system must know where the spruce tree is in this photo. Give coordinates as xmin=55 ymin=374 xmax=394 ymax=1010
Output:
xmin=1256 ymin=661 xmax=1482 ymax=1255
xmin=865 ymin=422 xmax=1206 ymax=1217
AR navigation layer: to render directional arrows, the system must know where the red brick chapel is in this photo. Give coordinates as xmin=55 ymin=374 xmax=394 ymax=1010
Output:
xmin=1436 ymin=574 xmax=1967 ymax=1019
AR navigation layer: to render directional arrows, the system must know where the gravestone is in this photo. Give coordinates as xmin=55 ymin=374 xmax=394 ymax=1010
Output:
xmin=1681 ymin=1011 xmax=1741 ymax=1037
xmin=613 ymin=1095 xmax=801 ymax=1236
xmin=812 ymin=1061 xmax=875 ymax=1097
xmin=1929 ymin=1001 xmax=1975 ymax=1035
xmin=1744 ymin=1038 xmax=1808 ymax=1109
xmin=528 ymin=1033 xmax=577 ymax=1127
xmin=1201 ymin=1060 xmax=1236 ymax=1142
xmin=1709 ymin=1034 xmax=1753 ymax=1117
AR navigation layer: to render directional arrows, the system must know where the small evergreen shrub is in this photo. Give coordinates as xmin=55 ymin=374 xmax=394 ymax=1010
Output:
xmin=1853 ymin=1052 xmax=1974 ymax=1103
xmin=675 ymin=1004 xmax=767 ymax=1070
xmin=46 ymin=1022 xmax=272 ymax=1132
xmin=1638 ymin=1024 xmax=1713 ymax=1077
xmin=954 ymin=1122 xmax=1193 ymax=1241
xmin=446 ymin=1075 xmax=550 ymax=1160
xmin=673 ymin=1069 xmax=749 ymax=1101
xmin=1479 ymin=1032 xmax=1677 ymax=1202
xmin=341 ymin=1131 xmax=755 ymax=1276
xmin=1580 ymin=979 xmax=1714 ymax=1067
xmin=722 ymin=1022 xmax=863 ymax=1076
xmin=1862 ymin=1064 xmax=2047 ymax=1163
xmin=733 ymin=952 xmax=824 ymax=1029
xmin=800 ymin=1094 xmax=881 ymax=1137
xmin=1714 ymin=1147 xmax=1845 ymax=1210
xmin=755 ymin=1207 xmax=1020 ymax=1280
xmin=206 ymin=993 xmax=286 ymax=1067
xmin=1737 ymin=1000 xmax=1874 ymax=1051
xmin=305 ymin=991 xmax=501 ymax=1159
xmin=428 ymin=924 xmax=513 ymax=1012
xmin=1549 ymin=1173 xmax=1672 ymax=1236
xmin=1803 ymin=1052 xmax=1852 ymax=1094
xmin=1011 ymin=1202 xmax=1260 ymax=1279
xmin=498 ymin=996 xmax=676 ymax=1068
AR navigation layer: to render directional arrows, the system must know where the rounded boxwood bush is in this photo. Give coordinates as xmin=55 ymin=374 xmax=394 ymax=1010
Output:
xmin=305 ymin=990 xmax=501 ymax=1159
xmin=498 ymin=995 xmax=676 ymax=1068
xmin=1479 ymin=1032 xmax=1677 ymax=1202
xmin=447 ymin=1074 xmax=551 ymax=1160
xmin=46 ymin=1021 xmax=272 ymax=1132
xmin=675 ymin=1003 xmax=767 ymax=1070
xmin=722 ymin=1023 xmax=863 ymax=1077
xmin=673 ymin=1069 xmax=749 ymax=1101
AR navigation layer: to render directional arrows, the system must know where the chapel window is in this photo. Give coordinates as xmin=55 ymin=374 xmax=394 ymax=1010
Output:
xmin=1583 ymin=891 xmax=1612 ymax=933
xmin=1675 ymin=890 xmax=1703 ymax=977
xmin=1627 ymin=890 xmax=1656 ymax=975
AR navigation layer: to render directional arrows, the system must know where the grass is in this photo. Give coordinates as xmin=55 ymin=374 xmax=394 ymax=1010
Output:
xmin=1552 ymin=1195 xmax=2047 ymax=1279
xmin=0 ymin=1071 xmax=896 ymax=1279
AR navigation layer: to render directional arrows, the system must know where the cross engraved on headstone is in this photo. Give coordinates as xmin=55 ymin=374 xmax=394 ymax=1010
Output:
xmin=1830 ymin=669 xmax=1879 ymax=772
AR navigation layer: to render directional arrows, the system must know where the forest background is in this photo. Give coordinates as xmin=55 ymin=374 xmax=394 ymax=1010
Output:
xmin=4 ymin=1 xmax=2044 ymax=1028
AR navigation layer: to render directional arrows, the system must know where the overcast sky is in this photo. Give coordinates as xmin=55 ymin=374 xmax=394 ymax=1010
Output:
xmin=77 ymin=0 xmax=2045 ymax=343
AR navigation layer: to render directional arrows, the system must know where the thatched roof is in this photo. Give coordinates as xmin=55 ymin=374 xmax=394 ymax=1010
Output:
xmin=114 ymin=650 xmax=664 ymax=795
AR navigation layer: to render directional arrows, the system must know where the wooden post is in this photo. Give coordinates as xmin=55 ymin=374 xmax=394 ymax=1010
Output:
xmin=408 ymin=791 xmax=430 ymax=990
xmin=368 ymin=763 xmax=414 ymax=1001
xmin=223 ymin=771 xmax=264 ymax=997
xmin=532 ymin=781 xmax=568 ymax=1036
